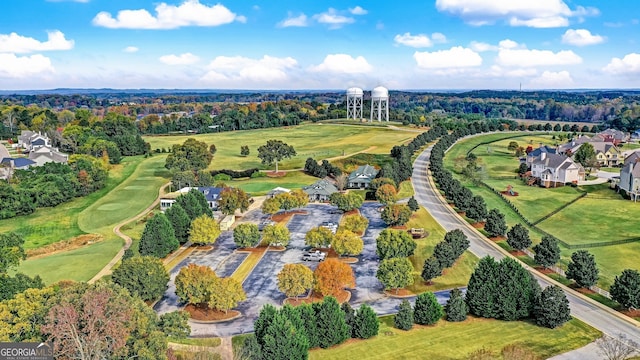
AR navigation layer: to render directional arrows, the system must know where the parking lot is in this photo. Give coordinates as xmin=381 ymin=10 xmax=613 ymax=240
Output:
xmin=154 ymin=202 xmax=431 ymax=337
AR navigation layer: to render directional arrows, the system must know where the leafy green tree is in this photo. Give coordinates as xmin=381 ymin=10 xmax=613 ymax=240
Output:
xmin=175 ymin=191 xmax=204 ymax=221
xmin=233 ymin=334 xmax=262 ymax=360
xmin=277 ymin=264 xmax=314 ymax=299
xmin=305 ymin=226 xmax=334 ymax=248
xmin=158 ymin=311 xmax=191 ymax=339
xmin=189 ymin=215 xmax=221 ymax=246
xmin=610 ymin=269 xmax=640 ymax=310
xmin=380 ymin=204 xmax=412 ymax=227
xmin=341 ymin=302 xmax=355 ymax=336
xmin=218 ymin=187 xmax=250 ymax=215
xmin=574 ymin=142 xmax=597 ymax=168
xmin=394 ymin=300 xmax=413 ymax=330
xmin=376 ymin=229 xmax=417 ymax=260
xmin=0 ymin=273 xmax=44 ymax=302
xmin=533 ymin=235 xmax=561 ymax=269
xmin=165 ymin=138 xmax=213 ymax=172
xmin=484 ymin=209 xmax=507 ymax=237
xmin=0 ymin=286 xmax=55 ymax=342
xmin=315 ymin=296 xmax=350 ymax=349
xmin=534 ymin=285 xmax=571 ymax=328
xmin=566 ymin=250 xmax=599 ymax=288
xmin=188 ymin=188 xmax=214 ymax=218
xmin=375 ymin=184 xmax=398 ymax=205
xmin=414 ymin=292 xmax=444 ymax=325
xmin=370 ymin=177 xmax=396 ymax=191
xmin=111 ymin=256 xmax=169 ymax=302
xmin=443 ymin=229 xmax=470 ymax=259
xmin=433 ymin=241 xmax=456 ymax=268
xmin=332 ymin=230 xmax=364 ymax=256
xmin=506 ymin=224 xmax=531 ymax=251
xmin=421 ymin=256 xmax=442 ymax=284
xmin=233 ymin=223 xmax=260 ymax=248
xmin=341 ymin=214 xmax=369 ymax=234
xmin=139 ymin=213 xmax=179 ymax=258
xmin=352 ymin=304 xmax=379 ymax=339
xmin=164 ymin=204 xmax=191 ymax=244
xmin=262 ymin=197 xmax=281 ymax=216
xmin=262 ymin=224 xmax=290 ymax=247
xmin=407 ymin=196 xmax=420 ymax=212
xmin=0 ymin=232 xmax=26 ymax=273
xmin=254 ymin=304 xmax=278 ymax=347
xmin=518 ymin=162 xmax=528 ymax=175
xmin=466 ymin=195 xmax=487 ymax=223
xmin=376 ymin=258 xmax=414 ymax=294
xmin=445 ymin=288 xmax=468 ymax=322
xmin=257 ymin=139 xmax=296 ymax=173
xmin=240 ymin=145 xmax=250 ymax=156
xmin=329 ymin=192 xmax=364 ymax=212
xmin=174 ymin=264 xmax=218 ymax=307
xmin=261 ymin=312 xmax=309 ymax=360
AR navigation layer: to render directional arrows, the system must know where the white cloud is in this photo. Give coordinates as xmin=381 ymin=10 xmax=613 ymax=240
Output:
xmin=159 ymin=53 xmax=199 ymax=65
xmin=435 ymin=0 xmax=598 ymax=28
xmin=278 ymin=13 xmax=308 ymax=28
xmin=92 ymin=0 xmax=244 ymax=29
xmin=0 ymin=53 xmax=54 ymax=78
xmin=602 ymin=53 xmax=640 ymax=75
xmin=562 ymin=29 xmax=605 ymax=46
xmin=349 ymin=6 xmax=368 ymax=15
xmin=46 ymin=0 xmax=89 ymax=2
xmin=0 ymin=30 xmax=74 ymax=53
xmin=202 ymin=55 xmax=298 ymax=83
xmin=394 ymin=33 xmax=432 ymax=48
xmin=431 ymin=32 xmax=447 ymax=43
xmin=414 ymin=46 xmax=482 ymax=69
xmin=123 ymin=46 xmax=139 ymax=53
xmin=529 ymin=70 xmax=574 ymax=87
xmin=310 ymin=54 xmax=372 ymax=74
xmin=487 ymin=65 xmax=537 ymax=78
xmin=470 ymin=41 xmax=497 ymax=52
xmin=497 ymin=48 xmax=582 ymax=67
xmin=498 ymin=39 xmax=522 ymax=49
xmin=313 ymin=8 xmax=355 ymax=29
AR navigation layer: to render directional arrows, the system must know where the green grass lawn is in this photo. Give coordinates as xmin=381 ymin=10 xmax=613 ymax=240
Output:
xmin=144 ymin=123 xmax=416 ymax=171
xmin=16 ymin=238 xmax=124 ymax=284
xmin=169 ymin=337 xmax=221 ymax=347
xmin=599 ymin=167 xmax=621 ymax=173
xmin=406 ymin=207 xmax=478 ymax=293
xmin=309 ymin=316 xmax=601 ymax=360
xmin=228 ymin=170 xmax=318 ymax=196
xmin=396 ymin=180 xmax=414 ymax=199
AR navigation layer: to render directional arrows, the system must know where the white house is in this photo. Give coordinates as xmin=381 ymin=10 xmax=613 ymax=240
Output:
xmin=347 ymin=164 xmax=378 ymax=189
xmin=531 ymin=152 xmax=585 ymax=188
xmin=28 ymin=145 xmax=69 ymax=166
xmin=160 ymin=186 xmax=223 ymax=211
xmin=619 ymin=154 xmax=640 ymax=202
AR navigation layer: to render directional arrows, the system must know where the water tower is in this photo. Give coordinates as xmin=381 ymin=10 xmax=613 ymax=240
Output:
xmin=346 ymin=87 xmax=363 ymax=120
xmin=370 ymin=86 xmax=389 ymax=122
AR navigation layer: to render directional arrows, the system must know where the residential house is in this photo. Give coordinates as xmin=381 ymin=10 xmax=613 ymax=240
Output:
xmin=530 ymin=152 xmax=585 ymax=188
xmin=619 ymin=158 xmax=640 ymax=202
xmin=28 ymin=146 xmax=69 ymax=166
xmin=591 ymin=141 xmax=622 ymax=167
xmin=18 ymin=131 xmax=51 ymax=151
xmin=594 ymin=129 xmax=629 ymax=145
xmin=556 ymin=135 xmax=592 ymax=155
xmin=347 ymin=164 xmax=379 ymax=189
xmin=160 ymin=186 xmax=223 ymax=211
xmin=624 ymin=150 xmax=640 ymax=166
xmin=303 ymin=179 xmax=338 ymax=201
xmin=267 ymin=187 xmax=291 ymax=198
xmin=526 ymin=145 xmax=557 ymax=167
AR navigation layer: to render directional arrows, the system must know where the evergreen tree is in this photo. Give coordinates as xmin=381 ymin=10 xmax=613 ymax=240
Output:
xmin=466 ymin=256 xmax=499 ymax=318
xmin=421 ymin=256 xmax=442 ymax=284
xmin=261 ymin=312 xmax=309 ymax=360
xmin=443 ymin=229 xmax=470 ymax=259
xmin=111 ymin=256 xmax=169 ymax=302
xmin=534 ymin=285 xmax=571 ymax=328
xmin=484 ymin=209 xmax=507 ymax=237
xmin=394 ymin=300 xmax=414 ymax=331
xmin=506 ymin=224 xmax=531 ymax=251
xmin=433 ymin=241 xmax=456 ymax=268
xmin=298 ymin=303 xmax=320 ymax=349
xmin=566 ymin=250 xmax=599 ymax=288
xmin=139 ymin=213 xmax=179 ymax=258
xmin=315 ymin=296 xmax=349 ymax=348
xmin=466 ymin=195 xmax=487 ymax=223
xmin=445 ymin=288 xmax=468 ymax=322
xmin=341 ymin=302 xmax=355 ymax=337
xmin=610 ymin=269 xmax=640 ymax=310
xmin=414 ymin=292 xmax=444 ymax=325
xmin=254 ymin=304 xmax=277 ymax=346
xmin=407 ymin=196 xmax=420 ymax=212
xmin=188 ymin=188 xmax=213 ymax=217
xmin=175 ymin=191 xmax=204 ymax=221
xmin=533 ymin=235 xmax=561 ymax=269
xmin=352 ymin=304 xmax=379 ymax=339
xmin=494 ymin=258 xmax=540 ymax=321
xmin=164 ymin=204 xmax=191 ymax=244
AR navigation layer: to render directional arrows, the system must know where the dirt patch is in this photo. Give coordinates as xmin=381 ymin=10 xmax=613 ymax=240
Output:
xmin=284 ymin=289 xmax=351 ymax=306
xmin=535 ymin=266 xmax=555 ymax=275
xmin=27 ymin=234 xmax=104 ymax=259
xmin=271 ymin=210 xmax=308 ymax=224
xmin=339 ymin=257 xmax=358 ymax=264
xmin=385 ymin=288 xmax=416 ymax=298
xmin=391 ymin=225 xmax=407 ymax=230
xmin=489 ymin=236 xmax=506 ymax=241
xmin=457 ymin=211 xmax=466 ymax=216
xmin=510 ymin=250 xmax=527 ymax=256
xmin=266 ymin=171 xmax=287 ymax=178
xmin=471 ymin=222 xmax=486 ymax=229
xmin=237 ymin=246 xmax=268 ymax=253
xmin=620 ymin=309 xmax=640 ymax=318
xmin=184 ymin=304 xmax=241 ymax=322
xmin=570 ymin=284 xmax=596 ymax=294
xmin=343 ymin=209 xmax=360 ymax=216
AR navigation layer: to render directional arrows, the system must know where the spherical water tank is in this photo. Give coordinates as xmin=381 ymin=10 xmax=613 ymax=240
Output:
xmin=371 ymin=86 xmax=388 ymax=99
xmin=347 ymin=87 xmax=364 ymax=96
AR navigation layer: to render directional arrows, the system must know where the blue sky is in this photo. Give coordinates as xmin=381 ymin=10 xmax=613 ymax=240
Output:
xmin=0 ymin=0 xmax=638 ymax=90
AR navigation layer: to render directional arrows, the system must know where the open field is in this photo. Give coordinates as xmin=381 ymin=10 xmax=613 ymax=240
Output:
xmin=309 ymin=316 xmax=601 ymax=360
xmin=406 ymin=207 xmax=478 ymax=293
xmin=143 ymin=123 xmax=417 ymax=171
xmin=228 ymin=170 xmax=317 ymax=196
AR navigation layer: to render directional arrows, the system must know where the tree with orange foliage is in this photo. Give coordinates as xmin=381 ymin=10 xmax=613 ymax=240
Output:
xmin=314 ymin=258 xmax=355 ymax=297
xmin=375 ymin=184 xmax=398 ymax=205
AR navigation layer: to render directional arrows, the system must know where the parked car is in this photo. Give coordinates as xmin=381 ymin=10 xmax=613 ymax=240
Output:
xmin=259 ymin=219 xmax=276 ymax=231
xmin=302 ymin=250 xmax=326 ymax=262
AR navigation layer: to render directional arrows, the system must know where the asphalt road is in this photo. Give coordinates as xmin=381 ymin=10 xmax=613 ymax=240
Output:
xmin=411 ymin=145 xmax=640 ymax=359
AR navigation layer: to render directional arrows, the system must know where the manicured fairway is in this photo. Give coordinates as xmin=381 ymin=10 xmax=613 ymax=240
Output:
xmin=309 ymin=316 xmax=601 ymax=360
xmin=143 ymin=123 xmax=418 ymax=171
xmin=228 ymin=170 xmax=317 ymax=196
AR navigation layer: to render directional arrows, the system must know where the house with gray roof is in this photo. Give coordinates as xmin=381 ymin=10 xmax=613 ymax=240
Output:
xmin=160 ymin=186 xmax=224 ymax=211
xmin=348 ymin=164 xmax=379 ymax=189
xmin=620 ymin=156 xmax=640 ymax=202
xmin=525 ymin=145 xmax=557 ymax=167
xmin=531 ymin=152 xmax=585 ymax=188
xmin=303 ymin=179 xmax=338 ymax=201
xmin=18 ymin=131 xmax=51 ymax=151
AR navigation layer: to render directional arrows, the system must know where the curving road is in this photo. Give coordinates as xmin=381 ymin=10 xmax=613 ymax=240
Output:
xmin=411 ymin=146 xmax=640 ymax=359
